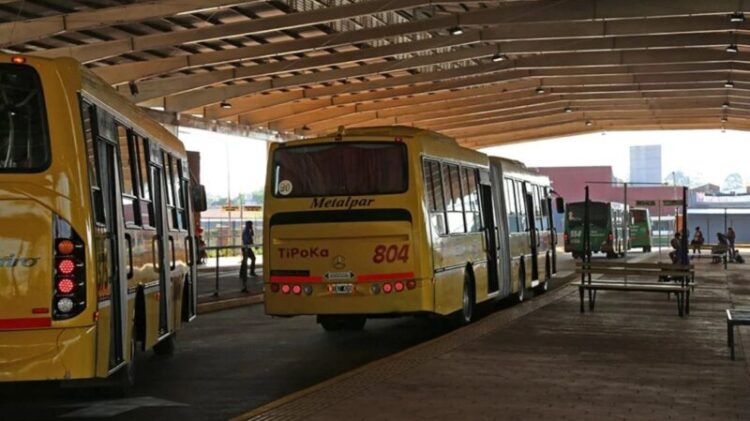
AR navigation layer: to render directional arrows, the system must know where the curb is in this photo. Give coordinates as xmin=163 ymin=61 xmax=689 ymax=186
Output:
xmin=196 ymin=294 xmax=264 ymax=314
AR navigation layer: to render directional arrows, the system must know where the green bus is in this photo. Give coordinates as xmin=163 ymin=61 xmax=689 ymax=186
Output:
xmin=628 ymin=208 xmax=652 ymax=252
xmin=564 ymin=201 xmax=626 ymax=259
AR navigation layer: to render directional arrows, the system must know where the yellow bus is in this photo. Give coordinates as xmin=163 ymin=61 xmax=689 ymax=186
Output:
xmin=263 ymin=126 xmax=560 ymax=331
xmin=0 ymin=54 xmax=205 ymax=387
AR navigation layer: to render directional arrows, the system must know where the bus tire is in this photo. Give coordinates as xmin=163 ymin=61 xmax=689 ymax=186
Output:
xmin=516 ymin=262 xmax=526 ymax=303
xmin=153 ymin=334 xmax=175 ymax=356
xmin=644 ymin=246 xmax=651 ymax=253
xmin=455 ymin=272 xmax=475 ymax=325
xmin=114 ymin=329 xmax=137 ymax=394
xmin=344 ymin=316 xmax=366 ymax=331
xmin=318 ymin=315 xmax=365 ymax=331
xmin=536 ymin=256 xmax=551 ymax=294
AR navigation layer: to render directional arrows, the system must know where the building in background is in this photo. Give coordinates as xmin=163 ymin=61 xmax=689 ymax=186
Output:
xmin=534 ymin=166 xmax=682 ymax=238
xmin=629 ymin=145 xmax=662 ymax=184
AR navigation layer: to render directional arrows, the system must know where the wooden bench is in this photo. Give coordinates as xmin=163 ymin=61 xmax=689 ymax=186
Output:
xmin=575 ymin=261 xmax=694 ymax=317
xmin=727 ymin=309 xmax=750 ymax=360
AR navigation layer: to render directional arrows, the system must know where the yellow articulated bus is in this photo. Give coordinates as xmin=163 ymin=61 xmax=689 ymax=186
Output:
xmin=0 ymin=54 xmax=206 ymax=387
xmin=263 ymin=126 xmax=561 ymax=331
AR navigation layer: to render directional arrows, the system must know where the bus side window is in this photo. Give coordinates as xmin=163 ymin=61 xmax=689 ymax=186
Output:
xmin=134 ymin=134 xmax=153 ymax=227
xmin=163 ymin=152 xmax=177 ymax=230
xmin=80 ymin=100 xmax=105 ymax=225
xmin=515 ymin=181 xmax=527 ymax=232
xmin=175 ymin=159 xmax=187 ymax=230
xmin=462 ymin=167 xmax=481 ymax=232
xmin=443 ymin=164 xmax=465 ymax=234
xmin=504 ymin=178 xmax=518 ymax=233
xmin=423 ymin=160 xmax=447 ymax=236
xmin=117 ymin=124 xmax=138 ymax=226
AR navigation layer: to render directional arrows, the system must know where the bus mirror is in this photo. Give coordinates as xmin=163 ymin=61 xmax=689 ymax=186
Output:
xmin=555 ymin=197 xmax=565 ymax=214
xmin=193 ymin=185 xmax=208 ymax=212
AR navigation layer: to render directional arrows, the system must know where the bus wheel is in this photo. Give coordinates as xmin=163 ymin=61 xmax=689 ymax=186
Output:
xmin=516 ymin=264 xmax=526 ymax=303
xmin=153 ymin=334 xmax=175 ymax=356
xmin=455 ymin=273 xmax=475 ymax=325
xmin=344 ymin=316 xmax=366 ymax=331
xmin=114 ymin=330 xmax=137 ymax=394
xmin=644 ymin=246 xmax=651 ymax=253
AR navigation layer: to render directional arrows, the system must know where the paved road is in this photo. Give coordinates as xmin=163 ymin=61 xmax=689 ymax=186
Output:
xmin=0 ymin=253 xmax=584 ymax=421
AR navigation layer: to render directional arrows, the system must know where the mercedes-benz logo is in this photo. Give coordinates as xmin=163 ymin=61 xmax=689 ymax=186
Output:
xmin=332 ymin=255 xmax=346 ymax=269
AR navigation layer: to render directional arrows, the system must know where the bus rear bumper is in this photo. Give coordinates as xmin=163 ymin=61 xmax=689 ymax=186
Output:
xmin=0 ymin=326 xmax=96 ymax=382
xmin=264 ymin=281 xmax=434 ymax=316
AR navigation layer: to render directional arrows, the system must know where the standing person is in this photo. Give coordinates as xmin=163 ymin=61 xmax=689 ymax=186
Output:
xmin=239 ymin=221 xmax=257 ymax=292
xmin=727 ymin=227 xmax=737 ymax=260
xmin=691 ymin=226 xmax=705 ymax=258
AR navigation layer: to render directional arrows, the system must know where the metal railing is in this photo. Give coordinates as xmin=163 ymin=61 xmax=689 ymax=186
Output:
xmin=202 ymin=244 xmax=262 ymax=297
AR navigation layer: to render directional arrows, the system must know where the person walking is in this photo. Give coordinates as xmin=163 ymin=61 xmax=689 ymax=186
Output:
xmin=691 ymin=226 xmax=705 ymax=258
xmin=240 ymin=221 xmax=257 ymax=292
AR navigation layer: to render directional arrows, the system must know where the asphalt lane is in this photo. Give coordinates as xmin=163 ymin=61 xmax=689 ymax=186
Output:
xmin=0 ymin=253 xmax=581 ymax=421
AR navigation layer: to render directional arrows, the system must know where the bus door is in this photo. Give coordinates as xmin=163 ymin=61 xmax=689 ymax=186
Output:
xmin=95 ymin=134 xmax=127 ymax=372
xmin=547 ymin=196 xmax=557 ymax=274
xmin=149 ymin=154 xmax=171 ymax=338
xmin=479 ymin=180 xmax=499 ymax=294
xmin=524 ymin=188 xmax=539 ymax=281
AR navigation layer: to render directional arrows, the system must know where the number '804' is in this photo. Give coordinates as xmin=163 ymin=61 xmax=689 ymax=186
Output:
xmin=372 ymin=244 xmax=409 ymax=263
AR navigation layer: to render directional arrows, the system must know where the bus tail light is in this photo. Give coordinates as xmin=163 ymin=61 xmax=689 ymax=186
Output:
xmin=270 ymin=283 xmax=280 ymax=293
xmin=563 ymin=233 xmax=569 ymax=243
xmin=52 ymin=216 xmax=86 ymax=320
xmin=303 ymin=285 xmax=313 ymax=295
xmin=292 ymin=285 xmax=302 ymax=295
xmin=281 ymin=284 xmax=291 ymax=294
xmin=394 ymin=281 xmax=405 ymax=292
xmin=371 ymin=284 xmax=381 ymax=294
xmin=406 ymin=280 xmax=416 ymax=290
xmin=382 ymin=283 xmax=393 ymax=294
xmin=607 ymin=232 xmax=613 ymax=242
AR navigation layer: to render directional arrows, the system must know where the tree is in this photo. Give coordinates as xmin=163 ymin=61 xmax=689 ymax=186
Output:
xmin=663 ymin=170 xmax=691 ymax=186
xmin=722 ymin=173 xmax=745 ymax=194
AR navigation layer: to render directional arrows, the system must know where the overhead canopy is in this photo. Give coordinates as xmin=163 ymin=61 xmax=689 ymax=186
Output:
xmin=3 ymin=0 xmax=749 ymax=146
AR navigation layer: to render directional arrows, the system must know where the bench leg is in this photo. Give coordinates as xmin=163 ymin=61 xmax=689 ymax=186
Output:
xmin=589 ymin=290 xmax=596 ymax=311
xmin=685 ymin=289 xmax=690 ymax=315
xmin=579 ymin=286 xmax=584 ymax=313
xmin=677 ymin=292 xmax=684 ymax=317
xmin=729 ymin=322 xmax=735 ymax=360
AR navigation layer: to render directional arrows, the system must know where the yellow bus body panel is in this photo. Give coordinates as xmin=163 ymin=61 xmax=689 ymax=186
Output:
xmin=264 ymin=127 xmax=493 ymax=318
xmin=1 ymin=54 xmax=194 ymax=382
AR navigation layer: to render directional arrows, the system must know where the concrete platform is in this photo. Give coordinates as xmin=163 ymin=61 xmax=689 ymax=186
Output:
xmin=233 ymin=256 xmax=750 ymax=420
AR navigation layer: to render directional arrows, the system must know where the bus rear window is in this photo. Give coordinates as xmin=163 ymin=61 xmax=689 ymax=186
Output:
xmin=272 ymin=142 xmax=407 ymax=197
xmin=567 ymin=202 xmax=609 ymax=227
xmin=0 ymin=64 xmax=49 ymax=172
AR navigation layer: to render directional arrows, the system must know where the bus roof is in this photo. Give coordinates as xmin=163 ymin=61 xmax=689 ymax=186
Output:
xmin=78 ymin=60 xmax=186 ymax=155
xmin=279 ymin=125 xmax=489 ymax=168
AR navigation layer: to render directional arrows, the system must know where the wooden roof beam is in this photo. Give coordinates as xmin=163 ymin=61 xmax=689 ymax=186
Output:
xmin=159 ymin=48 xmax=745 ymax=112
xmin=33 ymin=1 xmax=749 ymax=64
xmin=31 ymin=0 xmax=461 ymax=63
xmin=91 ymin=13 xmax=750 ymax=85
xmin=114 ymin=32 xmax=483 ymax=99
xmin=0 ymin=0 xmax=245 ymax=47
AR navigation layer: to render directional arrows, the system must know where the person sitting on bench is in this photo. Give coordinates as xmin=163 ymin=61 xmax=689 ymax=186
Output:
xmin=669 ymin=231 xmax=683 ymax=264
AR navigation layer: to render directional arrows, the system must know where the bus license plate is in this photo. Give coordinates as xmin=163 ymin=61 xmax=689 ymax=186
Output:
xmin=329 ymin=283 xmax=354 ymax=294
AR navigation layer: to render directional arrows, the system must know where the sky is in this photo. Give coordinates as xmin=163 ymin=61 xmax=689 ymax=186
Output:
xmin=481 ymin=129 xmax=750 ymax=188
xmin=178 ymin=127 xmax=268 ymax=197
xmin=178 ymin=127 xmax=749 ymax=196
